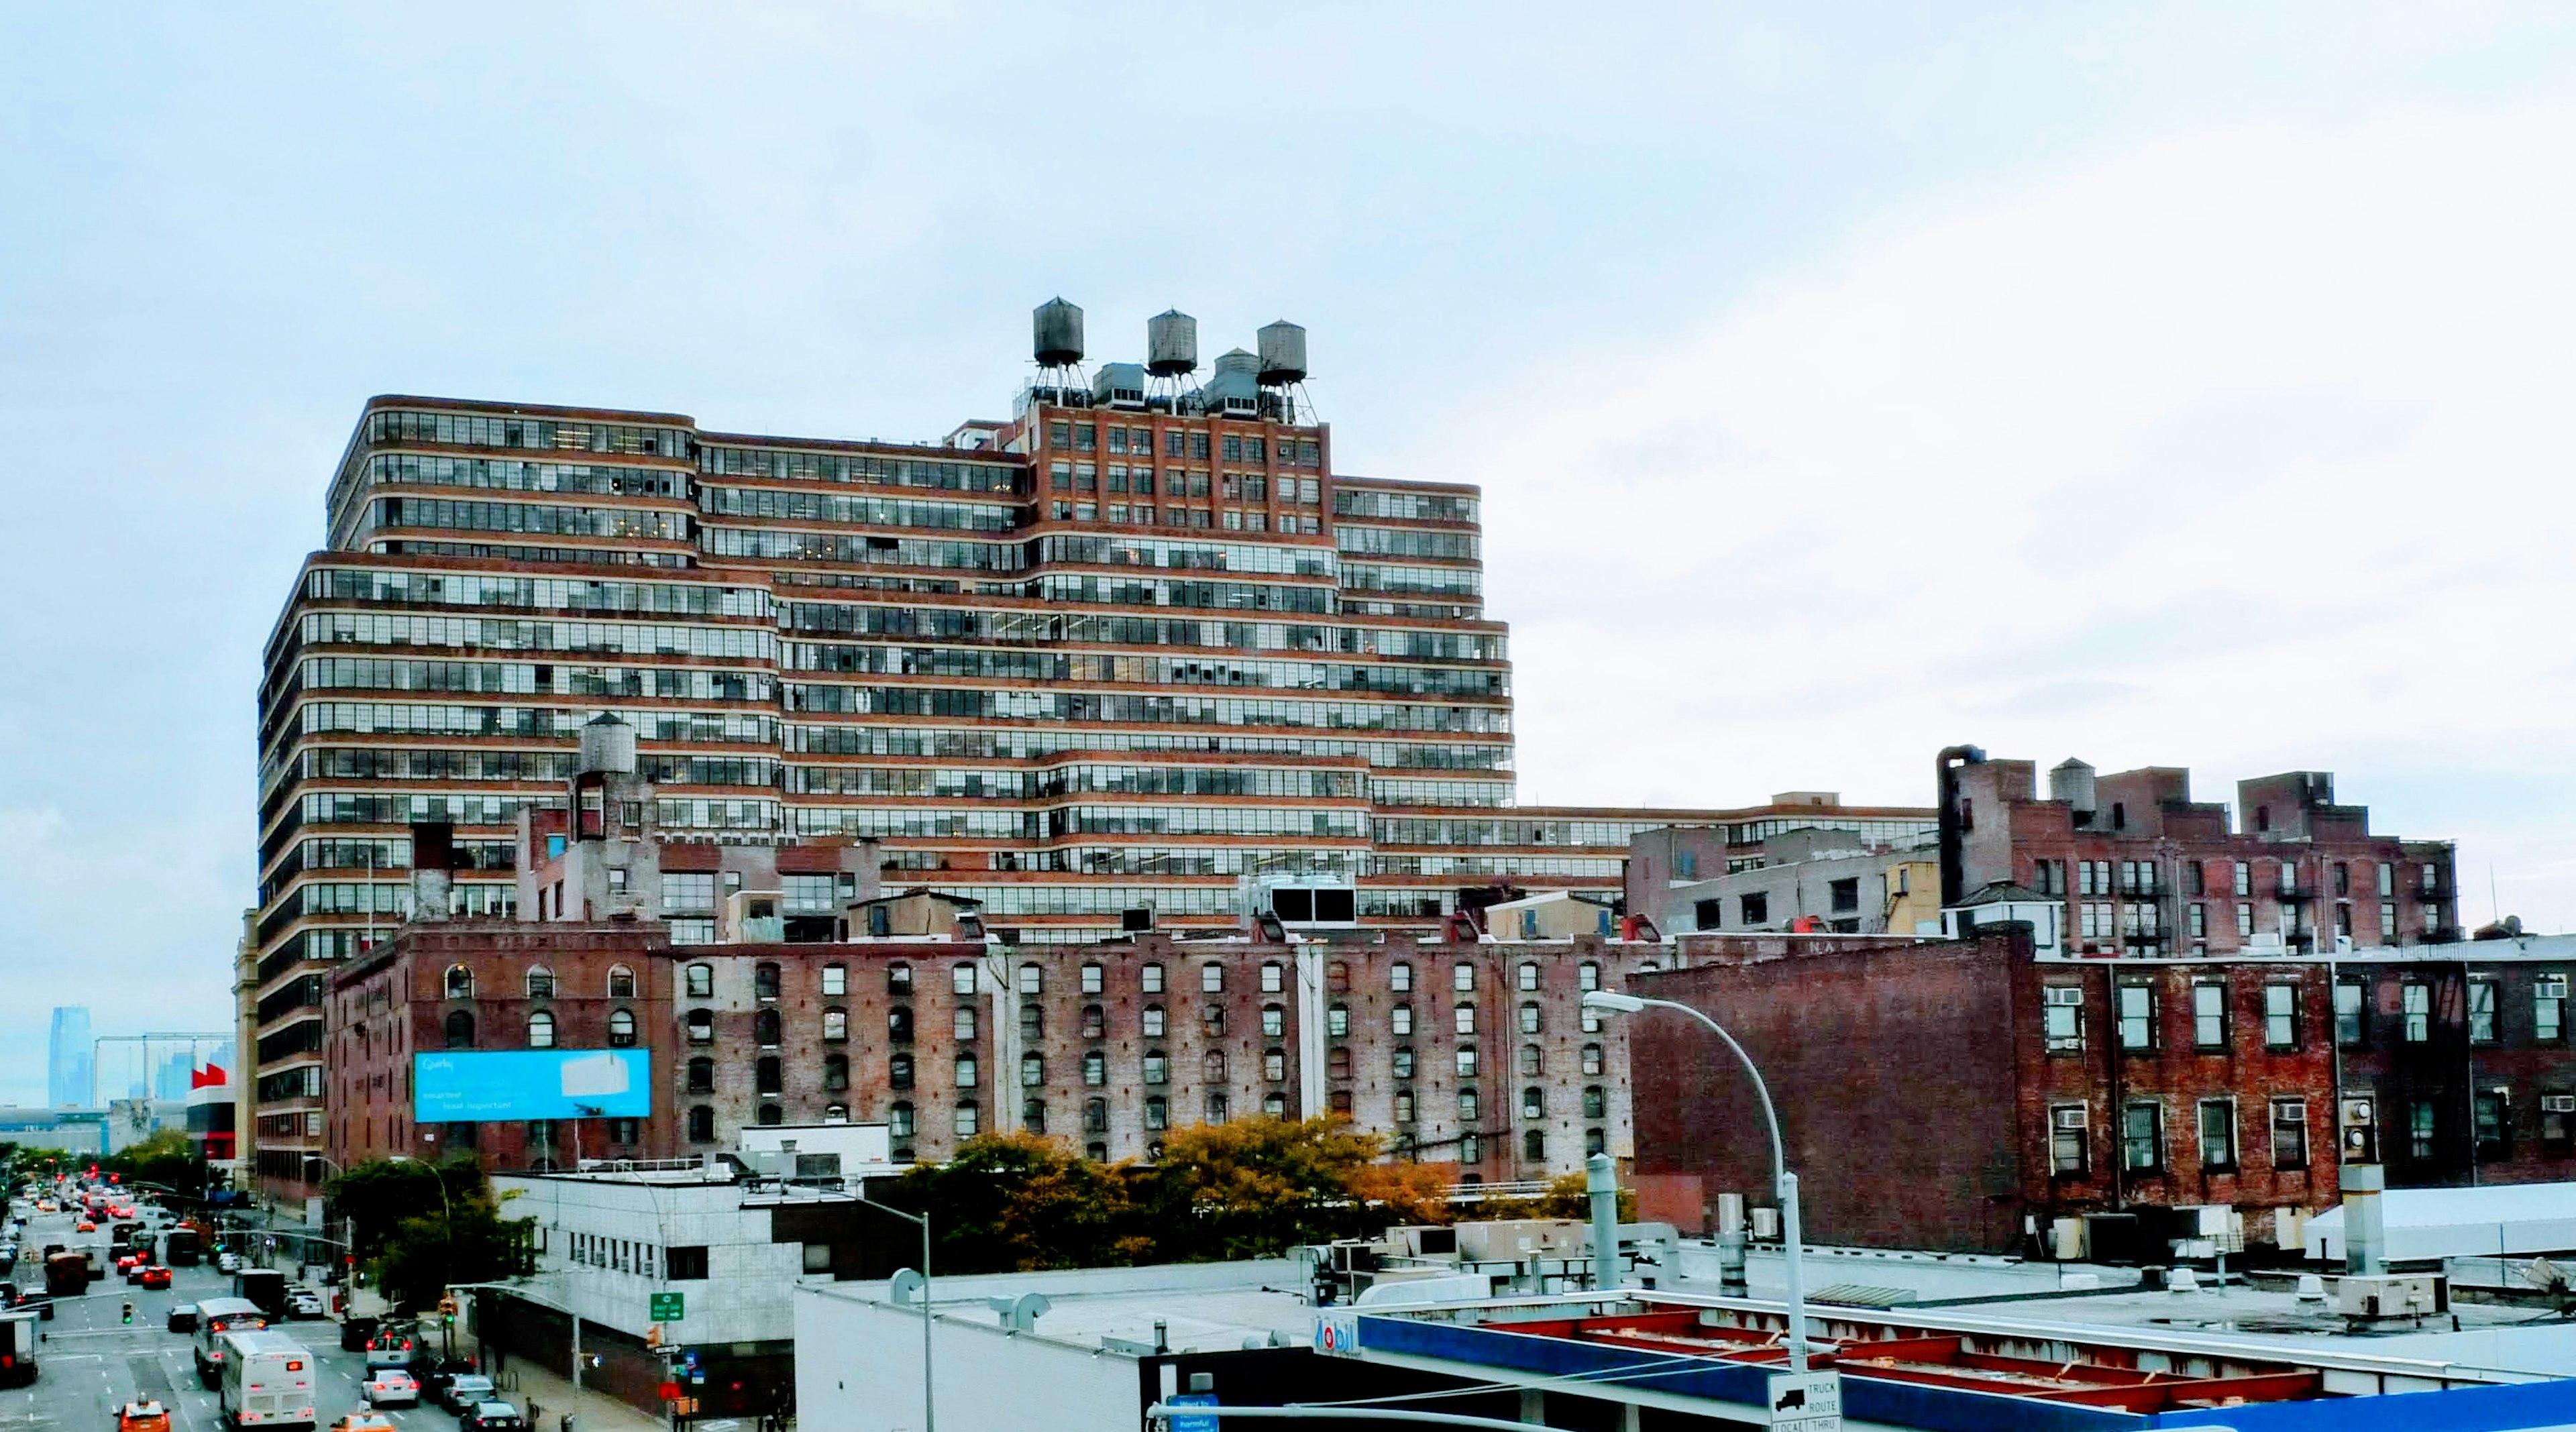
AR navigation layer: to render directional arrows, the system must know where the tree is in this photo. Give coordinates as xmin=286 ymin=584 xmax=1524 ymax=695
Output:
xmin=327 ymin=1158 xmax=481 ymax=1263
xmin=1136 ymin=1117 xmax=1389 ymax=1261
xmin=885 ymin=1132 xmax=1139 ymax=1274
xmin=374 ymin=1201 xmax=534 ymax=1311
xmin=104 ymin=1130 xmax=206 ymax=1199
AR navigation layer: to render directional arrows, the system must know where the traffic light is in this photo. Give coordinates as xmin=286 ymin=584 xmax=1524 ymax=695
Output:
xmin=121 ymin=1303 xmax=133 ymax=1325
xmin=645 ymin=1324 xmax=663 ymax=1350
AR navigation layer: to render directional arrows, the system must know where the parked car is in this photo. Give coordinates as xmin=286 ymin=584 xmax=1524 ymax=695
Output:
xmin=166 ymin=1303 xmax=198 ymax=1333
xmin=339 ymin=1315 xmax=379 ymax=1352
xmin=285 ymin=1289 xmax=325 ymax=1319
xmin=459 ymin=1402 xmax=525 ymax=1432
xmin=136 ymin=1265 xmax=171 ymax=1290
xmin=418 ymin=1356 xmax=476 ymax=1401
xmin=362 ymin=1368 xmax=419 ymax=1407
xmin=439 ymin=1373 xmax=496 ymax=1412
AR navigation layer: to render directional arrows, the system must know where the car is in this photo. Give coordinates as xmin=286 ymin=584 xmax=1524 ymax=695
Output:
xmin=364 ymin=1327 xmax=419 ymax=1369
xmin=339 ymin=1315 xmax=380 ymax=1351
xmin=417 ymin=1356 xmax=476 ymax=1400
xmin=362 ymin=1369 xmax=419 ymax=1407
xmin=114 ymin=1402 xmax=172 ymax=1432
xmin=215 ymin=1252 xmax=241 ymax=1274
xmin=439 ymin=1373 xmax=496 ymax=1411
xmin=136 ymin=1265 xmax=170 ymax=1290
xmin=116 ymin=1254 xmax=144 ymax=1280
xmin=166 ymin=1303 xmax=198 ymax=1333
xmin=74 ymin=1220 xmax=94 ymax=1233
xmin=459 ymin=1402 xmax=525 ymax=1432
xmin=327 ymin=1417 xmax=398 ymax=1432
xmin=285 ymin=1290 xmax=325 ymax=1319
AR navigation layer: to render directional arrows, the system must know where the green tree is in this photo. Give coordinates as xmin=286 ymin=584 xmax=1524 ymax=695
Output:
xmin=1135 ymin=1117 xmax=1389 ymax=1261
xmin=886 ymin=1132 xmax=1134 ymax=1274
xmin=327 ymin=1158 xmax=481 ymax=1263
xmin=104 ymin=1129 xmax=207 ymax=1199
xmin=373 ymin=1201 xmax=535 ymax=1311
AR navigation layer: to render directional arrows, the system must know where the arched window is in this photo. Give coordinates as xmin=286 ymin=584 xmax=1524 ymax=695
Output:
xmin=1455 ymin=1003 xmax=1477 ymax=1035
xmin=1581 ymin=1044 xmax=1605 ymax=1077
xmin=889 ymin=1053 xmax=914 ymax=1090
xmin=954 ymin=1054 xmax=978 ymax=1089
xmin=445 ymin=965 xmax=474 ymax=1000
xmin=888 ymin=962 xmax=913 ymax=994
xmin=1086 ymin=1142 xmax=1108 ymax=1162
xmin=1201 ymin=1003 xmax=1226 ymax=1036
xmin=888 ymin=1007 xmax=914 ymax=1042
xmin=1394 ymin=1090 xmax=1416 ymax=1123
xmin=1519 ymin=1001 xmax=1544 ymax=1035
xmin=757 ymin=1104 xmax=784 ymax=1127
xmin=1205 ymin=1092 xmax=1230 ymax=1123
xmin=608 ymin=1009 xmax=637 ymax=1048
xmin=1263 ymin=1049 xmax=1286 ymax=1081
xmin=950 ymin=963 xmax=977 ymax=995
xmin=685 ymin=1009 xmax=713 ymax=1044
xmin=822 ymin=1054 xmax=849 ymax=1092
xmin=1267 ymin=1093 xmax=1291 ymax=1117
xmin=1144 ymin=1097 xmax=1168 ymax=1130
xmin=444 ymin=1010 xmax=475 ymax=1049
xmin=1458 ymin=1087 xmax=1481 ymax=1121
xmin=1327 ymin=1048 xmax=1352 ymax=1080
xmin=1262 ymin=961 xmax=1287 ymax=993
xmin=1019 ymin=1002 xmax=1043 ymax=1041
xmin=824 ymin=1103 xmax=849 ymax=1124
xmin=1081 ymin=1051 xmax=1106 ymax=1087
xmin=1325 ymin=960 xmax=1349 ymax=993
xmin=1518 ymin=961 xmax=1541 ymax=992
xmin=753 ymin=1009 xmax=782 ymax=1046
xmin=1523 ymin=1129 xmax=1546 ymax=1162
xmin=1326 ymin=1002 xmax=1350 ymax=1037
xmin=1081 ymin=1004 xmax=1106 ymax=1038
xmin=755 ymin=962 xmax=781 ymax=1001
xmin=1582 ymin=1086 xmax=1607 ymax=1119
xmin=1261 ymin=1003 xmax=1285 ymax=1038
xmin=1205 ymin=1050 xmax=1230 ymax=1083
xmin=1578 ymin=960 xmax=1601 ymax=991
xmin=1519 ymin=1086 xmax=1548 ymax=1120
xmin=1328 ymin=1089 xmax=1352 ymax=1115
xmin=1021 ymin=1054 xmax=1044 ymax=1087
xmin=822 ymin=1007 xmax=849 ymax=1042
xmin=1141 ymin=962 xmax=1165 ymax=993
xmin=1143 ymin=1051 xmax=1169 ymax=1085
xmin=953 ymin=1007 xmax=977 ymax=1041
xmin=1585 ymin=1127 xmax=1607 ymax=1156
xmin=1520 ymin=1044 xmax=1544 ymax=1077
xmin=527 ymin=1011 xmax=555 ymax=1049
xmin=1022 ymin=1097 xmax=1046 ymax=1134
xmin=1142 ymin=1004 xmax=1167 ymax=1038
xmin=687 ymin=1106 xmax=715 ymax=1142
xmin=607 ymin=965 xmax=637 ymax=999
xmin=1455 ymin=1045 xmax=1479 ymax=1077
xmin=953 ymin=1104 xmax=980 ymax=1137
xmin=1392 ymin=1003 xmax=1414 ymax=1036
xmin=685 ymin=962 xmax=713 ymax=997
xmin=755 ymin=1056 xmax=782 ymax=1094
xmin=821 ymin=963 xmax=847 ymax=997
xmin=1390 ymin=961 xmax=1413 ymax=993
xmin=889 ymin=1102 xmax=915 ymax=1138
xmin=1393 ymin=1048 xmax=1416 ymax=1079
xmin=1018 ymin=962 xmax=1044 ymax=995
xmin=1201 ymin=963 xmax=1225 ymax=993
xmin=526 ymin=966 xmax=555 ymax=999
xmin=686 ymin=1056 xmax=714 ymax=1093
xmin=1453 ymin=962 xmax=1477 ymax=993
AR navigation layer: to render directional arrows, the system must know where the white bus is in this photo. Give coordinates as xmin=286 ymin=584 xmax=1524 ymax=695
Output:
xmin=216 ymin=1329 xmax=314 ymax=1431
xmin=191 ymin=1298 xmax=269 ymax=1386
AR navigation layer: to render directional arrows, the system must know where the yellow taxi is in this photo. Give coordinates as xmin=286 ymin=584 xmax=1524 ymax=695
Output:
xmin=115 ymin=1401 xmax=172 ymax=1432
xmin=327 ymin=1415 xmax=398 ymax=1432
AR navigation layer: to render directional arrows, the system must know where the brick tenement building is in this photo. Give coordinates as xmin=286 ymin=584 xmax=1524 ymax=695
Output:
xmin=1941 ymin=751 xmax=2458 ymax=956
xmin=2334 ymin=936 xmax=2576 ymax=1188
xmin=326 ymin=920 xmax=1656 ymax=1182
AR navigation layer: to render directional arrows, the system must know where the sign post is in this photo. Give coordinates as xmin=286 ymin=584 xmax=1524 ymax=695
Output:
xmin=650 ymin=1291 xmax=685 ymax=1322
xmin=1165 ymin=1392 xmax=1219 ymax=1432
xmin=1766 ymin=1369 xmax=1842 ymax=1432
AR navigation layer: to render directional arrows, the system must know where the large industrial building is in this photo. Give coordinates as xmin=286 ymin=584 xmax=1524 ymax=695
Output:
xmin=250 ymin=302 xmax=1904 ymax=1197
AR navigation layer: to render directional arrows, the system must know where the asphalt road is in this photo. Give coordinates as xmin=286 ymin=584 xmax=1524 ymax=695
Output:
xmin=0 ymin=1198 xmax=488 ymax=1432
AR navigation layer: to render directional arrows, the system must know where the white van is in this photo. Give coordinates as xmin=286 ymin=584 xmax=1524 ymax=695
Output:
xmin=216 ymin=1328 xmax=313 ymax=1429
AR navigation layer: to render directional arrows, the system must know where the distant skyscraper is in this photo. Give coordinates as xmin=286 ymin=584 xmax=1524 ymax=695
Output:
xmin=46 ymin=1007 xmax=92 ymax=1109
xmin=156 ymin=1052 xmax=193 ymax=1101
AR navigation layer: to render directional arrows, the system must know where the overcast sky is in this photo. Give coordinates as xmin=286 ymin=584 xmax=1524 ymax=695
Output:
xmin=3 ymin=4 xmax=2572 ymax=1105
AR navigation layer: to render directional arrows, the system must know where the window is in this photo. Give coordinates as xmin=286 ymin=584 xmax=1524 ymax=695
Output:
xmin=888 ymin=962 xmax=913 ymax=994
xmin=889 ymin=1053 xmax=914 ymax=1089
xmin=2263 ymin=985 xmax=2299 ymax=1050
xmin=2236 ymin=904 xmax=2254 ymax=938
xmin=823 ymin=1054 xmax=849 ymax=1092
xmin=2042 ymin=987 xmax=2084 ymax=1053
xmin=2271 ymin=1099 xmax=2308 ymax=1167
xmin=2192 ymin=983 xmax=2228 ymax=1048
xmin=1142 ymin=962 xmax=1165 ymax=993
xmin=1142 ymin=1004 xmax=1166 ymax=1038
xmin=445 ymin=965 xmax=474 ymax=999
xmin=888 ymin=1006 xmax=914 ymax=1042
xmin=2402 ymin=983 xmax=2431 ymax=1042
xmin=1458 ymin=1088 xmax=1480 ymax=1121
xmin=1262 ymin=1004 xmax=1285 ymax=1038
xmin=1455 ymin=1003 xmax=1477 ymax=1036
xmin=1081 ymin=1003 xmax=1106 ymax=1038
xmin=2188 ymin=903 xmax=2206 ymax=938
xmin=1829 ymin=877 xmax=1861 ymax=914
xmin=954 ymin=1054 xmax=977 ymax=1089
xmin=1453 ymin=962 xmax=1476 ymax=993
xmin=1201 ymin=963 xmax=1225 ymax=994
xmin=2198 ymin=1099 xmax=2236 ymax=1170
xmin=755 ymin=962 xmax=782 ymax=1001
xmin=1206 ymin=1091 xmax=1231 ymax=1123
xmin=1084 ymin=1098 xmax=1108 ymax=1134
xmin=1082 ymin=1051 xmax=1106 ymax=1086
xmin=1519 ymin=1044 xmax=1544 ymax=1077
xmin=889 ymin=1102 xmax=915 ymax=1138
xmin=1203 ymin=1050 xmax=1228 ymax=1083
xmin=607 ymin=1008 xmax=636 ymax=1047
xmin=822 ymin=964 xmax=847 ymax=997
xmin=1022 ymin=1054 xmax=1045 ymax=1088
xmin=2470 ymin=981 xmax=2499 ymax=1044
xmin=2117 ymin=985 xmax=2155 ymax=1050
xmin=1201 ymin=1003 xmax=1226 ymax=1037
xmin=1740 ymin=892 xmax=1769 ymax=926
xmin=1081 ymin=962 xmax=1105 ymax=995
xmin=1144 ymin=1096 xmax=1168 ymax=1130
xmin=1521 ymin=1086 xmax=1545 ymax=1119
xmin=1391 ymin=1004 xmax=1413 ymax=1036
xmin=1394 ymin=1090 xmax=1416 ymax=1123
xmin=607 ymin=965 xmax=636 ymax=998
xmin=444 ymin=1010 xmax=475 ymax=1049
xmin=1265 ymin=1049 xmax=1287 ymax=1081
xmin=2121 ymin=1102 xmax=2163 ymax=1171
xmin=1523 ymin=1129 xmax=1547 ymax=1162
xmin=525 ymin=967 xmax=554 ymax=999
xmin=2542 ymin=1091 xmax=2575 ymax=1150
xmin=1518 ymin=1001 xmax=1543 ymax=1035
xmin=2050 ymin=1105 xmax=2088 ymax=1174
xmin=951 ymin=964 xmax=977 ymax=996
xmin=1391 ymin=962 xmax=1413 ymax=993
xmin=687 ymin=1106 xmax=715 ymax=1142
xmin=1516 ymin=962 xmax=1541 ymax=992
xmin=1578 ymin=961 xmax=1600 ymax=992
xmin=1579 ymin=1044 xmax=1605 ymax=1079
xmin=823 ymin=1007 xmax=849 ymax=1042
xmin=753 ymin=1009 xmax=782 ymax=1046
xmin=2539 ymin=975 xmax=2568 ymax=1043
xmin=1326 ymin=1003 xmax=1349 ymax=1038
xmin=755 ymin=1056 xmax=782 ymax=1094
xmin=527 ymin=1011 xmax=555 ymax=1049
xmin=686 ymin=1056 xmax=714 ymax=1093
xmin=1459 ymin=1134 xmax=1482 ymax=1164
xmin=1392 ymin=1048 xmax=1415 ymax=1079
xmin=1143 ymin=1051 xmax=1168 ymax=1085
xmin=665 ymin=1245 xmax=709 ymax=1280
xmin=2335 ymin=980 xmax=2366 ymax=1047
xmin=1455 ymin=1046 xmax=1479 ymax=1078
xmin=955 ymin=1104 xmax=979 ymax=1137
xmin=2409 ymin=1099 xmax=2438 ymax=1162
xmin=2476 ymin=1089 xmax=2510 ymax=1161
xmin=1022 ymin=1003 xmax=1046 ymax=1042
xmin=685 ymin=962 xmax=713 ymax=998
xmin=953 ymin=1007 xmax=977 ymax=1041
xmin=2233 ymin=861 xmax=2251 ymax=897
xmin=1018 ymin=963 xmax=1043 ymax=996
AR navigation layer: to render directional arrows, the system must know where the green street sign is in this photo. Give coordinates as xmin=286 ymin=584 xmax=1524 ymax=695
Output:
xmin=650 ymin=1292 xmax=684 ymax=1321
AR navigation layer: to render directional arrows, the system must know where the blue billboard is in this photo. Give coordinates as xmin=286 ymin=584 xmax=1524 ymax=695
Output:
xmin=412 ymin=1050 xmax=651 ymax=1121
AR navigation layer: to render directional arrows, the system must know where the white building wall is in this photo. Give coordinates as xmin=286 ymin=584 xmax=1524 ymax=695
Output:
xmin=794 ymin=1286 xmax=1138 ymax=1432
xmin=494 ymin=1174 xmax=810 ymax=1345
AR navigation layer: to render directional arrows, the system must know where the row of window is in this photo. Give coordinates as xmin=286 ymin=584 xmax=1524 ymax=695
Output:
xmin=2033 ymin=857 xmax=2443 ymax=899
xmin=2043 ymin=975 xmax=2571 ymax=1054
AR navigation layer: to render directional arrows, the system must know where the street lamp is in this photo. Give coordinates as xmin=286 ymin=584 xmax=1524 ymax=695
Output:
xmin=1582 ymin=989 xmax=1815 ymax=1374
xmin=849 ymin=1192 xmax=935 ymax=1432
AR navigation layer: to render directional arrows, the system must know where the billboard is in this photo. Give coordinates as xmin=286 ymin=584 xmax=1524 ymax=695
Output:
xmin=412 ymin=1050 xmax=651 ymax=1121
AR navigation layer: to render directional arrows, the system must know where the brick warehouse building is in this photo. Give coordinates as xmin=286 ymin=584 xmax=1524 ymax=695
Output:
xmin=250 ymin=302 xmax=1900 ymax=1197
xmin=327 ymin=920 xmax=1660 ymax=1182
xmin=1625 ymin=930 xmax=2576 ymax=1258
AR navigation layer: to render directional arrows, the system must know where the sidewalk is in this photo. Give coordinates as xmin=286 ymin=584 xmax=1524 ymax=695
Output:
xmin=494 ymin=1356 xmax=672 ymax=1431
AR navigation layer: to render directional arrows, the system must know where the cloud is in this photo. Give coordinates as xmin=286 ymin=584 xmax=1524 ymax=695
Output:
xmin=1466 ymin=107 xmax=2576 ymax=926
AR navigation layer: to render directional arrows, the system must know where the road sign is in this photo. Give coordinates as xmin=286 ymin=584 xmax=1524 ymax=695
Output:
xmin=650 ymin=1291 xmax=685 ymax=1321
xmin=1166 ymin=1392 xmax=1219 ymax=1432
xmin=1766 ymin=1370 xmax=1843 ymax=1432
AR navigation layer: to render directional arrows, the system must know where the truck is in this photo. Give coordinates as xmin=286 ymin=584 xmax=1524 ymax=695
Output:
xmin=43 ymin=1251 xmax=87 ymax=1297
xmin=233 ymin=1268 xmax=286 ymax=1319
xmin=0 ymin=1309 xmax=36 ymax=1388
xmin=215 ymin=1329 xmax=314 ymax=1430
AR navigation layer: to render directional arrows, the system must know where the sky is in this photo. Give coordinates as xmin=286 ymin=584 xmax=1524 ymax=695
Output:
xmin=3 ymin=3 xmax=2575 ymax=1104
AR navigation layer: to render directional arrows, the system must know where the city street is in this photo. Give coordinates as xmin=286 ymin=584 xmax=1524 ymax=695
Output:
xmin=0 ymin=1200 xmax=463 ymax=1432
